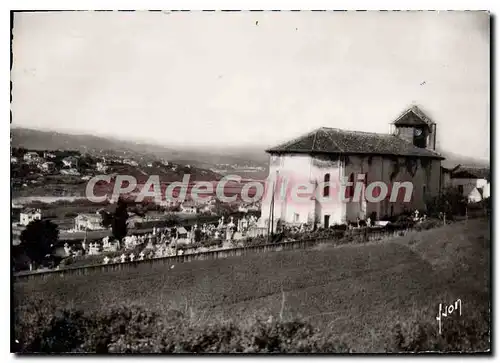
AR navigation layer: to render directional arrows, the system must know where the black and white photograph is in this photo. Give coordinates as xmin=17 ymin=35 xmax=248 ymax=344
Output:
xmin=10 ymin=9 xmax=491 ymax=354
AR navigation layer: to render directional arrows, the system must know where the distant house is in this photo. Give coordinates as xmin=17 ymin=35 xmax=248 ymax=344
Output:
xmin=123 ymin=159 xmax=138 ymax=167
xmin=74 ymin=213 xmax=104 ymax=231
xmin=60 ymin=168 xmax=80 ymax=176
xmin=23 ymin=151 xmax=40 ymax=163
xmin=40 ymin=161 xmax=56 ymax=172
xmin=450 ymin=166 xmax=490 ymax=202
xmin=126 ymin=214 xmax=144 ymax=229
xmin=176 ymin=226 xmax=190 ymax=243
xmin=159 ymin=199 xmax=178 ymax=208
xmin=96 ymin=161 xmax=109 ymax=172
xmin=201 ymin=203 xmax=216 ymax=213
xmin=440 ymin=166 xmax=453 ymax=191
xmin=20 ymin=208 xmax=42 ymax=226
xmin=180 ymin=201 xmax=198 ymax=214
xmin=62 ymin=156 xmax=78 ymax=168
xmin=44 ymin=152 xmax=56 ymax=159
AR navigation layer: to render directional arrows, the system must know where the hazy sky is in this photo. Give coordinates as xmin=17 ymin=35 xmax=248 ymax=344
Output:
xmin=11 ymin=11 xmax=490 ymax=160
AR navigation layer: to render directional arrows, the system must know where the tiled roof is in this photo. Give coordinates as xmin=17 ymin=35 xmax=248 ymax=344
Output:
xmin=177 ymin=226 xmax=188 ymax=234
xmin=22 ymin=208 xmax=41 ymax=214
xmin=393 ymin=106 xmax=435 ymax=128
xmin=266 ymin=127 xmax=444 ymax=159
xmin=451 ymin=166 xmax=490 ymax=180
xmin=76 ymin=213 xmax=103 ymax=222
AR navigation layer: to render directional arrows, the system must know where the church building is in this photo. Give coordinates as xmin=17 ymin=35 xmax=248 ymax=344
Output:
xmin=260 ymin=106 xmax=445 ymax=228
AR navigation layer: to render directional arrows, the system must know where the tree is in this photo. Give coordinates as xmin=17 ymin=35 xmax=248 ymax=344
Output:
xmin=213 ymin=200 xmax=236 ymax=220
xmin=20 ymin=219 xmax=59 ymax=269
xmin=164 ymin=213 xmax=180 ymax=227
xmin=194 ymin=227 xmax=203 ymax=242
xmin=425 ymin=187 xmax=467 ymax=219
xmin=100 ymin=198 xmax=129 ymax=244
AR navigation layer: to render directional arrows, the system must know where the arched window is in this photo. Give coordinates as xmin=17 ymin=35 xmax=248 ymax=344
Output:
xmin=323 ymin=173 xmax=330 ymax=197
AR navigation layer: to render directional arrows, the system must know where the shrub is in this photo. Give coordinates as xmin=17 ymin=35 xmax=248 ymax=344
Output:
xmin=389 ymin=311 xmax=490 ymax=352
xmin=426 ymin=187 xmax=467 ymax=218
xmin=14 ymin=304 xmax=351 ymax=353
xmin=414 ymin=218 xmax=442 ymax=231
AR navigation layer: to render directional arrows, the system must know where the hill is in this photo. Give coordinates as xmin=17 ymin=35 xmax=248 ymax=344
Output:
xmin=12 ymin=127 xmax=489 ymax=179
xmin=11 ymin=127 xmax=269 ymax=172
xmin=439 ymin=149 xmax=490 ymax=169
xmin=14 ymin=218 xmax=490 ymax=352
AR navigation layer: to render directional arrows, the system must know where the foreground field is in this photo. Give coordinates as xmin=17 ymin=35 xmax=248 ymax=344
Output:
xmin=14 ymin=218 xmax=490 ymax=352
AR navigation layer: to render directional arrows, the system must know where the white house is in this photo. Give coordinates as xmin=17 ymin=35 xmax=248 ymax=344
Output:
xmin=23 ymin=151 xmax=40 ymax=163
xmin=62 ymin=156 xmax=78 ymax=168
xmin=60 ymin=168 xmax=80 ymax=176
xmin=96 ymin=161 xmax=109 ymax=173
xmin=450 ymin=166 xmax=490 ymax=203
xmin=40 ymin=161 xmax=56 ymax=172
xmin=20 ymin=208 xmax=42 ymax=226
xmin=260 ymin=106 xmax=444 ymax=229
xmin=180 ymin=201 xmax=198 ymax=214
xmin=123 ymin=159 xmax=139 ymax=167
xmin=175 ymin=226 xmax=190 ymax=243
xmin=74 ymin=213 xmax=104 ymax=231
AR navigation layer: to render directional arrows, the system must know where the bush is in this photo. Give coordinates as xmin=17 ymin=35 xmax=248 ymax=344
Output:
xmin=426 ymin=188 xmax=467 ymax=218
xmin=389 ymin=313 xmax=490 ymax=352
xmin=14 ymin=304 xmax=351 ymax=353
xmin=414 ymin=218 xmax=442 ymax=231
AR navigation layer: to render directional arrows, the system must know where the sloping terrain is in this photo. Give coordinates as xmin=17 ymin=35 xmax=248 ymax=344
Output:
xmin=14 ymin=218 xmax=490 ymax=351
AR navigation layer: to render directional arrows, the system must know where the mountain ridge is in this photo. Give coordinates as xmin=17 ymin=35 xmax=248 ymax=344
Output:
xmin=11 ymin=127 xmax=489 ymax=170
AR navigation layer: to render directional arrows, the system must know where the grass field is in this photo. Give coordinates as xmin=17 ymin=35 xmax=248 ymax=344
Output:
xmin=13 ymin=217 xmax=490 ymax=352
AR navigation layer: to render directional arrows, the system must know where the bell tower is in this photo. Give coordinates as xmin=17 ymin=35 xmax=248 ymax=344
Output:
xmin=392 ymin=106 xmax=436 ymax=150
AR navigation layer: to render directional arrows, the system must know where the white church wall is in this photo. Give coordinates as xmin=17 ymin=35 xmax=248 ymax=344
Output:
xmin=260 ymin=153 xmax=344 ymax=227
xmin=260 ymin=152 xmax=443 ymax=226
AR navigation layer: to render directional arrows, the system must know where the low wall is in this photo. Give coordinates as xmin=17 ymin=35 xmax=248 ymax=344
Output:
xmin=14 ymin=227 xmax=414 ymax=282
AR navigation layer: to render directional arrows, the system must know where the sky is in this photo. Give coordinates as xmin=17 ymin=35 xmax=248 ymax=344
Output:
xmin=11 ymin=11 xmax=490 ymax=160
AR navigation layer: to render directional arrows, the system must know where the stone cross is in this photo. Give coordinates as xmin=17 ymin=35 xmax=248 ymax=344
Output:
xmin=103 ymin=256 xmax=110 ymax=264
xmin=129 ymin=253 xmax=135 ymax=261
xmin=139 ymin=251 xmax=145 ymax=260
xmin=120 ymin=254 xmax=126 ymax=263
